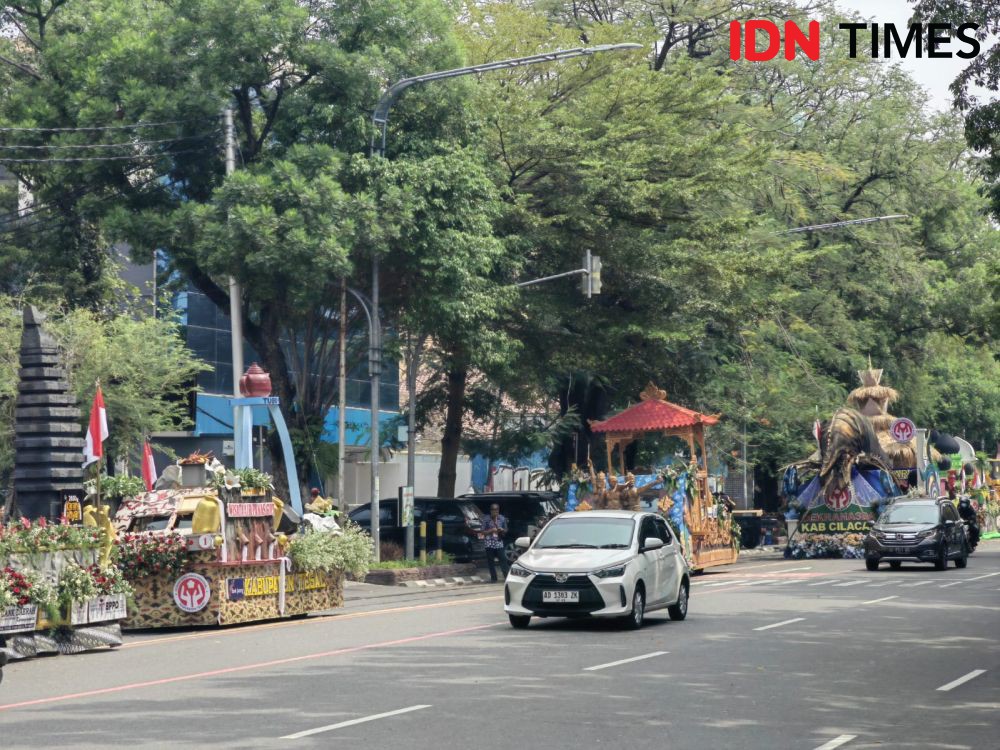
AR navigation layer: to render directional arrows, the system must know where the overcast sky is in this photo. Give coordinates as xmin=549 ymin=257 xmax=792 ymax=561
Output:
xmin=831 ymin=0 xmax=991 ymax=111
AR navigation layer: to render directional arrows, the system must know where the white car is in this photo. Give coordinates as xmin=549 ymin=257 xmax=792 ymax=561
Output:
xmin=504 ymin=510 xmax=690 ymax=629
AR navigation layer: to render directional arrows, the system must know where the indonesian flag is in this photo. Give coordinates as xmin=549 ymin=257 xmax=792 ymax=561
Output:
xmin=82 ymin=386 xmax=108 ymax=468
xmin=141 ymin=440 xmax=157 ymax=491
xmin=813 ymin=419 xmax=823 ymax=448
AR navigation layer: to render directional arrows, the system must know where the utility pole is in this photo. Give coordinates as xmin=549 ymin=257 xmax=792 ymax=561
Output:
xmin=225 ymin=108 xmax=245 ymax=400
xmin=337 ymin=278 xmax=347 ymax=513
xmin=369 ymin=256 xmax=381 ymax=561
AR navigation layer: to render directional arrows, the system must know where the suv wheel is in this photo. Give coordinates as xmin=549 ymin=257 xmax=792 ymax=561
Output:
xmin=623 ymin=585 xmax=645 ymax=630
xmin=865 ymin=558 xmax=879 ymax=571
xmin=667 ymin=581 xmax=689 ymax=621
xmin=508 ymin=614 xmax=530 ymax=629
xmin=934 ymin=543 xmax=948 ymax=571
xmin=955 ymin=543 xmax=969 ymax=569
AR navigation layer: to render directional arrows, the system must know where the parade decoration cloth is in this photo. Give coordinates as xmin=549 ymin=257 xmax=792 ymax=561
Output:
xmin=141 ymin=441 xmax=157 ymax=492
xmin=82 ymin=386 xmax=108 ymax=468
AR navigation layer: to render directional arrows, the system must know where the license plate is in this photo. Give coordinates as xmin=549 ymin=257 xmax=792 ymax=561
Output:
xmin=892 ymin=547 xmax=909 ymax=554
xmin=542 ymin=590 xmax=579 ymax=603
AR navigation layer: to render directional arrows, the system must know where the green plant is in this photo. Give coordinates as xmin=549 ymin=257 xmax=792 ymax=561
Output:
xmin=0 ymin=519 xmax=103 ymax=558
xmin=210 ymin=467 xmax=273 ymax=492
xmin=113 ymin=533 xmax=188 ymax=582
xmin=57 ymin=563 xmax=98 ymax=607
xmin=88 ymin=564 xmax=134 ymax=597
xmin=86 ymin=474 xmax=146 ymax=500
xmin=287 ymin=522 xmax=373 ymax=578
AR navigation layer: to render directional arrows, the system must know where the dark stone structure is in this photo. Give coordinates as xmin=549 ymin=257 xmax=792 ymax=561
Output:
xmin=13 ymin=307 xmax=84 ymax=519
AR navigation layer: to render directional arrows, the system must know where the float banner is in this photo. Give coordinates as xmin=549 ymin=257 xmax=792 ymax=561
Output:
xmin=798 ymin=506 xmax=873 ymax=534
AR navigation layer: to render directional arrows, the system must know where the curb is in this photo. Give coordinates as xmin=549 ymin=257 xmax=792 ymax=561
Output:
xmin=400 ymin=576 xmax=487 ymax=589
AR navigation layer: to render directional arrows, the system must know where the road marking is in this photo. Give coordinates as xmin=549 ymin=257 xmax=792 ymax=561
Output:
xmin=936 ymin=669 xmax=987 ymax=692
xmin=861 ymin=595 xmax=898 ymax=605
xmin=866 ymin=580 xmax=901 ymax=587
xmin=282 ymin=705 xmax=431 ymax=739
xmin=737 ymin=579 xmax=777 ymax=586
xmin=900 ymin=580 xmax=934 ymax=587
xmin=832 ymin=580 xmax=866 ymax=587
xmin=771 ymin=579 xmax=801 ymax=586
xmin=813 ymin=735 xmax=857 ymax=750
xmin=121 ymin=594 xmax=502 ymax=650
xmin=704 ymin=581 xmax=734 ymax=587
xmin=808 ymin=579 xmax=838 ymax=586
xmin=753 ymin=617 xmax=805 ymax=632
xmin=770 ymin=566 xmax=813 ymax=573
xmin=960 ymin=571 xmax=1000 ymax=583
xmin=0 ymin=621 xmax=504 ymax=712
xmin=584 ymin=651 xmax=669 ymax=672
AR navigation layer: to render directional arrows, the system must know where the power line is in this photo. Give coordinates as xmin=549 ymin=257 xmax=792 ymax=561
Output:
xmin=0 ymin=118 xmax=215 ymax=133
xmin=0 ymin=148 xmax=212 ymax=163
xmin=0 ymin=133 xmax=220 ymax=150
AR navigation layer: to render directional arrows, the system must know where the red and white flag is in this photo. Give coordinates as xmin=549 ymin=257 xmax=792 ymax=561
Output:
xmin=812 ymin=418 xmax=823 ymax=449
xmin=82 ymin=386 xmax=108 ymax=468
xmin=141 ymin=440 xmax=157 ymax=491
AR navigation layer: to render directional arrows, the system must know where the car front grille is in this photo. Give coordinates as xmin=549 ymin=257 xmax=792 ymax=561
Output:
xmin=523 ymin=574 xmax=605 ymax=614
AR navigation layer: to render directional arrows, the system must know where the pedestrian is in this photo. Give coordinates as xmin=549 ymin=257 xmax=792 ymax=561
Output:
xmin=480 ymin=503 xmax=510 ymax=582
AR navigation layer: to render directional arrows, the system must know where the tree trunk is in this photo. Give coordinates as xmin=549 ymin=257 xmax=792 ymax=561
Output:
xmin=436 ymin=363 xmax=468 ymax=498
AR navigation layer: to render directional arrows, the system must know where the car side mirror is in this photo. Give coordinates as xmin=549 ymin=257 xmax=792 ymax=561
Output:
xmin=943 ymin=519 xmax=955 ymax=527
xmin=514 ymin=536 xmax=532 ymax=550
xmin=642 ymin=537 xmax=665 ymax=552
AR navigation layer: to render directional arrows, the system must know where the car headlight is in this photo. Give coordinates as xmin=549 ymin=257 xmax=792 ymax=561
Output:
xmin=916 ymin=528 xmax=938 ymax=540
xmin=593 ymin=564 xmax=627 ymax=578
xmin=509 ymin=564 xmax=533 ymax=578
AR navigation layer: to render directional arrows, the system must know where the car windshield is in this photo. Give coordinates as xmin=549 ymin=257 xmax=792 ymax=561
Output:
xmin=534 ymin=517 xmax=635 ymax=549
xmin=881 ymin=504 xmax=939 ymax=525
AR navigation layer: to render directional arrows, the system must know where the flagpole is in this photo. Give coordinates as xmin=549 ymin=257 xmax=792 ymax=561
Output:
xmin=94 ymin=380 xmax=102 ymax=511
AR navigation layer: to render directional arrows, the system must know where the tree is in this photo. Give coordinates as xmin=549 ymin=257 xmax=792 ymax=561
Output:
xmin=0 ymin=297 xmax=209 ymax=479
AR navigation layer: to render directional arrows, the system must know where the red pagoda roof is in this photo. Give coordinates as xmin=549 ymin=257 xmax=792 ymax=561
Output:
xmin=590 ymin=383 xmax=719 ymax=434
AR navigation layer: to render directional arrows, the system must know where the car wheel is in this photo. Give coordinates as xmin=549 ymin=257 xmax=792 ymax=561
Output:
xmin=865 ymin=558 xmax=879 ymax=571
xmin=508 ymin=614 xmax=531 ymax=629
xmin=667 ymin=580 xmax=689 ymax=621
xmin=623 ymin=585 xmax=645 ymax=630
xmin=889 ymin=561 xmax=902 ymax=570
xmin=955 ymin=544 xmax=969 ymax=569
xmin=934 ymin=544 xmax=948 ymax=571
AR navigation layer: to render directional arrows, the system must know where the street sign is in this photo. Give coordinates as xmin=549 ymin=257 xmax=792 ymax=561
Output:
xmin=889 ymin=418 xmax=915 ymax=444
xmin=400 ymin=485 xmax=414 ymax=527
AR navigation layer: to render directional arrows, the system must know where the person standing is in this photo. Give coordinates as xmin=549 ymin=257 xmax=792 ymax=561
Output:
xmin=480 ymin=503 xmax=510 ymax=582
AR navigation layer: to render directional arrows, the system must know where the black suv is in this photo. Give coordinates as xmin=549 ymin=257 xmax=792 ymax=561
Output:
xmin=459 ymin=491 xmax=564 ymax=563
xmin=864 ymin=498 xmax=969 ymax=571
xmin=347 ymin=498 xmax=485 ymax=561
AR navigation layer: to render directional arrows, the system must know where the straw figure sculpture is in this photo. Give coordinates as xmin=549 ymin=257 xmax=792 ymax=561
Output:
xmin=845 ymin=360 xmax=916 ymax=469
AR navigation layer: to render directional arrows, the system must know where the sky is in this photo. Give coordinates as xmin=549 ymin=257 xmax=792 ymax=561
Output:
xmin=832 ymin=0 xmax=978 ymax=111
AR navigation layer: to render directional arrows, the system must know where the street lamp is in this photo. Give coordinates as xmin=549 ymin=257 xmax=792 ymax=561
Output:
xmin=358 ymin=42 xmax=642 ymax=560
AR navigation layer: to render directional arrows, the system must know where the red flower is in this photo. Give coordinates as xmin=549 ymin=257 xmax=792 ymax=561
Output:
xmin=37 ymin=517 xmax=47 ymax=529
xmin=20 ymin=518 xmax=31 ymax=530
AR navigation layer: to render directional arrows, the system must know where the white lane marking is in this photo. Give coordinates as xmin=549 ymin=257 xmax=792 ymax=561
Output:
xmin=936 ymin=669 xmax=987 ymax=692
xmin=900 ymin=580 xmax=934 ymax=588
xmin=960 ymin=571 xmax=1000 ymax=583
xmin=940 ymin=580 xmax=966 ymax=588
xmin=771 ymin=566 xmax=813 ymax=573
xmin=866 ymin=580 xmax=901 ymax=587
xmin=862 ymin=595 xmax=898 ymax=605
xmin=584 ymin=651 xmax=669 ymax=672
xmin=832 ymin=580 xmax=866 ymax=587
xmin=282 ymin=705 xmax=432 ymax=739
xmin=808 ymin=579 xmax=838 ymax=586
xmin=737 ymin=579 xmax=777 ymax=586
xmin=703 ymin=581 xmax=735 ymax=587
xmin=771 ymin=579 xmax=801 ymax=586
xmin=813 ymin=735 xmax=857 ymax=750
xmin=753 ymin=617 xmax=805 ymax=632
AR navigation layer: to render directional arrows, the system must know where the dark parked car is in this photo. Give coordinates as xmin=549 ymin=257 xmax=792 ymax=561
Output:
xmin=459 ymin=492 xmax=564 ymax=563
xmin=347 ymin=498 xmax=485 ymax=561
xmin=864 ymin=497 xmax=969 ymax=571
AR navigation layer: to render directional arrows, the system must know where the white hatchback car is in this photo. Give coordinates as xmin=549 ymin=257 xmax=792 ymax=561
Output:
xmin=504 ymin=510 xmax=690 ymax=629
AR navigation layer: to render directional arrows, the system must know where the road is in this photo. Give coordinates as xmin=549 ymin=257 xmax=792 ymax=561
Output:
xmin=1 ymin=542 xmax=998 ymax=750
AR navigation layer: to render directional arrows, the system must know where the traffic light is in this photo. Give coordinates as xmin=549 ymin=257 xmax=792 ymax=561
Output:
xmin=582 ymin=250 xmax=602 ymax=298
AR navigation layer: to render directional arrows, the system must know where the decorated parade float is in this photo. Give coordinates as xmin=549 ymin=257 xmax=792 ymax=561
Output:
xmin=2 ymin=308 xmax=130 ymax=662
xmin=2 ymin=309 xmax=368 ymax=665
xmin=566 ymin=383 xmax=739 ymax=571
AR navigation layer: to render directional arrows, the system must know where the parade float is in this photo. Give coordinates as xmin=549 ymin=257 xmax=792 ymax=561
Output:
xmin=1 ymin=308 xmax=129 ymax=662
xmin=109 ymin=364 xmax=369 ymax=630
xmin=567 ymin=383 xmax=739 ymax=571
xmin=782 ymin=362 xmax=912 ymax=558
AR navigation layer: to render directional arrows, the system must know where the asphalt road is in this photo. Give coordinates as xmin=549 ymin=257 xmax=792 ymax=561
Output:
xmin=1 ymin=542 xmax=998 ymax=750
